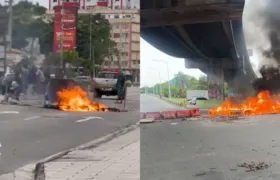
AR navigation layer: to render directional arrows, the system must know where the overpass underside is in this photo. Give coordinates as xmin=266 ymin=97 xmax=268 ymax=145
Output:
xmin=141 ymin=0 xmax=257 ymax=99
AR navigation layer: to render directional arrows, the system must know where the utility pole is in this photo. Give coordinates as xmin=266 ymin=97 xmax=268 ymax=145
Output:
xmin=3 ymin=0 xmax=13 ymax=74
xmin=89 ymin=14 xmax=95 ymax=78
xmin=153 ymin=60 xmax=171 ymax=99
xmin=60 ymin=5 xmax=64 ymax=70
xmin=3 ymin=36 xmax=7 ymax=75
xmin=6 ymin=0 xmax=13 ymax=51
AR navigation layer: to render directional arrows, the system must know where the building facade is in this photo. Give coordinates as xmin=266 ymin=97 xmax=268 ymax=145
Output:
xmin=102 ymin=12 xmax=140 ymax=82
xmin=48 ymin=0 xmax=139 ymax=11
xmin=47 ymin=1 xmax=140 ymax=82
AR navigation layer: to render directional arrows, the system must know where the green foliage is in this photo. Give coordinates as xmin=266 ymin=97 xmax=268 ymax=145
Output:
xmin=76 ymin=14 xmax=117 ymax=73
xmin=0 ymin=1 xmax=116 ymax=74
xmin=147 ymin=71 xmax=227 ymax=98
xmin=0 ymin=1 xmax=48 ymax=49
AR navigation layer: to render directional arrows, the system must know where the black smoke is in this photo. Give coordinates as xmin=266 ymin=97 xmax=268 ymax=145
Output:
xmin=261 ymin=0 xmax=280 ymax=64
xmin=243 ymin=0 xmax=280 ymax=68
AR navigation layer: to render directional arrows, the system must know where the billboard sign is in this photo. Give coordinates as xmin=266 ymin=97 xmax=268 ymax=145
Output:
xmin=53 ymin=3 xmax=78 ymax=53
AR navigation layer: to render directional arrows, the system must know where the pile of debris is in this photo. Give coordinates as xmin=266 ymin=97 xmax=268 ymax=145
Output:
xmin=237 ymin=161 xmax=270 ymax=172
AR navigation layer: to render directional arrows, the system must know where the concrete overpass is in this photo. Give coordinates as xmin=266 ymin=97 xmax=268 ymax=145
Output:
xmin=141 ymin=0 xmax=257 ymax=99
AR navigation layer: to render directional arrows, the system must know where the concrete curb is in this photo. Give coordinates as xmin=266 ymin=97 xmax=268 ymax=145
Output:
xmin=1 ymin=123 xmax=139 ymax=180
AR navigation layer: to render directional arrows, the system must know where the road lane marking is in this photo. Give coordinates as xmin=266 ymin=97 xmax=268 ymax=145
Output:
xmin=0 ymin=111 xmax=19 ymax=114
xmin=76 ymin=117 xmax=104 ymax=123
xmin=24 ymin=116 xmax=40 ymax=121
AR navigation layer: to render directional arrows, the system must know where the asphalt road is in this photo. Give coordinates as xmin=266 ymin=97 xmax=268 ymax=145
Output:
xmin=0 ymin=87 xmax=139 ymax=175
xmin=141 ymin=94 xmax=280 ymax=180
xmin=141 ymin=94 xmax=185 ymax=112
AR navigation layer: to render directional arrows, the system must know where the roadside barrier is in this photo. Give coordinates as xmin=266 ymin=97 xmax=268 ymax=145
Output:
xmin=145 ymin=112 xmax=161 ymax=120
xmin=141 ymin=108 xmax=200 ymax=121
xmin=176 ymin=110 xmax=191 ymax=118
xmin=160 ymin=111 xmax=177 ymax=119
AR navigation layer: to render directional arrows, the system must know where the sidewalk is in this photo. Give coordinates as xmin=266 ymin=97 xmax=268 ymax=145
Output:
xmin=44 ymin=128 xmax=139 ymax=180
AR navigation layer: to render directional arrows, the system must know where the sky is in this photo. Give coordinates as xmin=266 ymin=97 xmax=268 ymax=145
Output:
xmin=140 ymin=38 xmax=205 ymax=87
xmin=0 ymin=0 xmax=48 ymax=7
xmin=140 ymin=38 xmax=259 ymax=88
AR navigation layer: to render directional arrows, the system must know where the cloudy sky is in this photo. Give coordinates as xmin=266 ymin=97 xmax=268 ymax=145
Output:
xmin=140 ymin=38 xmax=205 ymax=87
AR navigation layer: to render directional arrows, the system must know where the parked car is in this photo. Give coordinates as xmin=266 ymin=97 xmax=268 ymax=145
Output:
xmin=188 ymin=97 xmax=208 ymax=105
xmin=91 ymin=71 xmax=118 ymax=98
xmin=73 ymin=76 xmax=92 ymax=91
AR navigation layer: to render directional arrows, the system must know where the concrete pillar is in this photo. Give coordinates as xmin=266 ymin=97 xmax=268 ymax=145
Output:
xmin=226 ymin=69 xmax=256 ymax=98
xmin=207 ymin=67 xmax=224 ymax=100
xmin=227 ymin=78 xmax=239 ymax=97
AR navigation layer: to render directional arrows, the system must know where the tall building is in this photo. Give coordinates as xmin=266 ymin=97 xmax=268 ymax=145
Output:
xmin=47 ymin=1 xmax=140 ymax=82
xmin=48 ymin=0 xmax=139 ymax=11
xmin=102 ymin=12 xmax=140 ymax=83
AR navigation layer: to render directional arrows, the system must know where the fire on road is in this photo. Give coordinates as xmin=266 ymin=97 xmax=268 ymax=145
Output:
xmin=56 ymin=86 xmax=108 ymax=112
xmin=209 ymin=91 xmax=280 ymax=117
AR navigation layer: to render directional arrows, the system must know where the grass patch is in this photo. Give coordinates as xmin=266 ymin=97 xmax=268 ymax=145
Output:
xmin=196 ymin=100 xmax=225 ymax=108
xmin=171 ymin=98 xmax=187 ymax=104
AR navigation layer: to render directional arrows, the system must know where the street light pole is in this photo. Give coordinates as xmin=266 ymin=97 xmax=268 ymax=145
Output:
xmin=153 ymin=60 xmax=171 ymax=99
xmin=148 ymin=68 xmax=162 ymax=95
xmin=148 ymin=73 xmax=157 ymax=95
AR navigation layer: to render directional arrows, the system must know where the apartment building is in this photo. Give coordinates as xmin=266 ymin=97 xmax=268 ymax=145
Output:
xmin=102 ymin=12 xmax=140 ymax=82
xmin=48 ymin=0 xmax=139 ymax=11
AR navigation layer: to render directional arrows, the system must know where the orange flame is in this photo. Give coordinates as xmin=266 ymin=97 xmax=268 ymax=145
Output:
xmin=209 ymin=90 xmax=280 ymax=117
xmin=56 ymin=86 xmax=107 ymax=112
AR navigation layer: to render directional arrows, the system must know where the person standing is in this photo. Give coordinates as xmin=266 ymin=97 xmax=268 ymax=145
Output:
xmin=36 ymin=67 xmax=45 ymax=94
xmin=28 ymin=65 xmax=37 ymax=95
xmin=21 ymin=66 xmax=29 ymax=95
xmin=115 ymin=70 xmax=126 ymax=104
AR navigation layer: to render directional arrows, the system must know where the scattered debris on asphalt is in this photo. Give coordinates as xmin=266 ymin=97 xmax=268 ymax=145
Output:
xmin=181 ymin=117 xmax=200 ymax=121
xmin=210 ymin=115 xmax=246 ymax=122
xmin=193 ymin=170 xmax=207 ymax=176
xmin=237 ymin=161 xmax=270 ymax=172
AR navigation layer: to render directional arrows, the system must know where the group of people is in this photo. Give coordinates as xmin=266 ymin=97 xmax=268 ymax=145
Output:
xmin=1 ymin=65 xmax=48 ymax=101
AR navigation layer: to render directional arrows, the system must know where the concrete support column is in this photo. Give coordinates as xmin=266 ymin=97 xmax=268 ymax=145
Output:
xmin=226 ymin=69 xmax=256 ymax=98
xmin=207 ymin=67 xmax=224 ymax=100
xmin=227 ymin=78 xmax=239 ymax=97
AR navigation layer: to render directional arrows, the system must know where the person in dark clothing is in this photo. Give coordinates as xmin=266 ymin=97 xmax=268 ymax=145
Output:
xmin=21 ymin=67 xmax=29 ymax=95
xmin=2 ymin=73 xmax=20 ymax=101
xmin=28 ymin=65 xmax=37 ymax=95
xmin=115 ymin=70 xmax=126 ymax=103
xmin=13 ymin=66 xmax=23 ymax=101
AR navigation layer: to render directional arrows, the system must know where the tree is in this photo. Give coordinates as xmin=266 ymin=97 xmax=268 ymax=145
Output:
xmin=76 ymin=14 xmax=117 ymax=72
xmin=40 ymin=13 xmax=117 ymax=73
xmin=0 ymin=1 xmax=48 ymax=49
xmin=0 ymin=1 xmax=116 ymax=74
